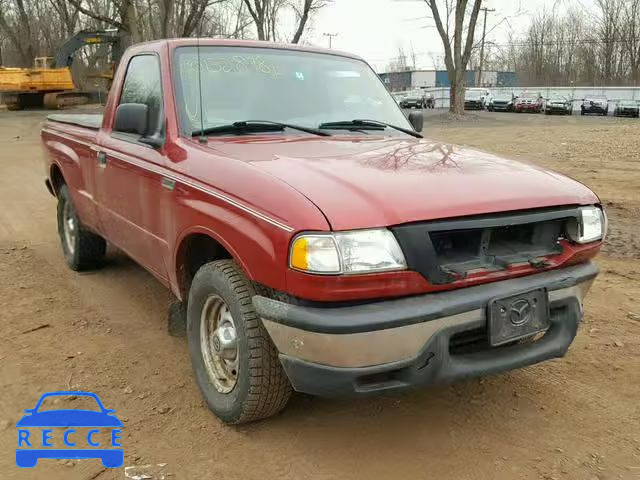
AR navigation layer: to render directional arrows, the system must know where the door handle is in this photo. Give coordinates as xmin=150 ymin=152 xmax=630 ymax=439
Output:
xmin=97 ymin=151 xmax=107 ymax=168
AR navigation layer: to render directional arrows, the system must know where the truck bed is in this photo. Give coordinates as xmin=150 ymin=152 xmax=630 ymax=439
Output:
xmin=47 ymin=114 xmax=103 ymax=130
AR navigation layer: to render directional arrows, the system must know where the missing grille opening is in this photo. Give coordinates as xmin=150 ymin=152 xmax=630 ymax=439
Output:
xmin=429 ymin=220 xmax=564 ymax=279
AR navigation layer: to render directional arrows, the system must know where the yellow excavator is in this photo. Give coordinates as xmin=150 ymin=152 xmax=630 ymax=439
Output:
xmin=0 ymin=30 xmax=122 ymax=110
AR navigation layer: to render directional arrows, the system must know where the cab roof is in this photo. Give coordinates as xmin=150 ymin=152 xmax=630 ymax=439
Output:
xmin=126 ymin=38 xmax=364 ymax=62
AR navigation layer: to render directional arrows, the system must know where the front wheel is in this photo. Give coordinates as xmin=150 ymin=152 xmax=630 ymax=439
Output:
xmin=57 ymin=185 xmax=106 ymax=271
xmin=187 ymin=260 xmax=292 ymax=424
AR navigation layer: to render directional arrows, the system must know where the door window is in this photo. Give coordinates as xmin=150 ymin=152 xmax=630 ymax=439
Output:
xmin=118 ymin=55 xmax=163 ymax=135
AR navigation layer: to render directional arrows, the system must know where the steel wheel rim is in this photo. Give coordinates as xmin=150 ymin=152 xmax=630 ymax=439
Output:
xmin=62 ymin=200 xmax=77 ymax=255
xmin=200 ymin=295 xmax=239 ymax=394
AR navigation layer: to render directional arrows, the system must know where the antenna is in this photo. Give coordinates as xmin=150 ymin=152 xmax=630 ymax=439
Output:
xmin=196 ymin=20 xmax=206 ymax=144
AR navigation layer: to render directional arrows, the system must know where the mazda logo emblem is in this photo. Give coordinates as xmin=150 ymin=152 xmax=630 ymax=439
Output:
xmin=509 ymin=299 xmax=532 ymax=326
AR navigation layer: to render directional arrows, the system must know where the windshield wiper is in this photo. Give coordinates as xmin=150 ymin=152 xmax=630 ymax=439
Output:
xmin=318 ymin=119 xmax=423 ymax=138
xmin=191 ymin=120 xmax=330 ymax=137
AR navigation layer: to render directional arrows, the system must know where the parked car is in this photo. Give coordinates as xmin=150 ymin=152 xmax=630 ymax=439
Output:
xmin=392 ymin=93 xmax=405 ymax=105
xmin=41 ymin=38 xmax=605 ymax=424
xmin=464 ymin=90 xmax=484 ymax=110
xmin=487 ymin=93 xmax=514 ymax=112
xmin=399 ymin=90 xmax=426 ymax=109
xmin=613 ymin=100 xmax=639 ymax=118
xmin=545 ymin=96 xmax=573 ymax=115
xmin=514 ymin=92 xmax=543 ymax=113
xmin=466 ymin=87 xmax=492 ymax=107
xmin=581 ymin=96 xmax=608 ymax=116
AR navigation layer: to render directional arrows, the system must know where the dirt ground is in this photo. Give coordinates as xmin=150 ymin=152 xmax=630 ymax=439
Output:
xmin=0 ymin=109 xmax=639 ymax=480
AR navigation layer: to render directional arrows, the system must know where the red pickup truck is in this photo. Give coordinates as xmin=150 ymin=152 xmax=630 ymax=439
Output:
xmin=41 ymin=39 xmax=605 ymax=424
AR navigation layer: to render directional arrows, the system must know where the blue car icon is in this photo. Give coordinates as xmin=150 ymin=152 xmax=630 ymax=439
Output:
xmin=16 ymin=391 xmax=123 ymax=468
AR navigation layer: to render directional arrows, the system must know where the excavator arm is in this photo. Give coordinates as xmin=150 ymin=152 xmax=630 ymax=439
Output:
xmin=1 ymin=29 xmax=123 ymax=110
xmin=53 ymin=30 xmax=123 ymax=69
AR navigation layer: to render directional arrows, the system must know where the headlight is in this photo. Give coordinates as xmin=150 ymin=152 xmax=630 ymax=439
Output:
xmin=567 ymin=206 xmax=606 ymax=244
xmin=289 ymin=229 xmax=406 ymax=274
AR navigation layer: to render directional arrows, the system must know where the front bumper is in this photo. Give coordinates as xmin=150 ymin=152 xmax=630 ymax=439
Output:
xmin=254 ymin=262 xmax=598 ymax=396
xmin=615 ymin=109 xmax=638 ymax=116
xmin=583 ymin=106 xmax=606 ymax=114
xmin=546 ymin=106 xmax=570 ymax=113
xmin=516 ymin=104 xmax=540 ymax=112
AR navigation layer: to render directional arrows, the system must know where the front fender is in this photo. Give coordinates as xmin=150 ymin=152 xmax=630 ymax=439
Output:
xmin=169 ymin=198 xmax=292 ymax=301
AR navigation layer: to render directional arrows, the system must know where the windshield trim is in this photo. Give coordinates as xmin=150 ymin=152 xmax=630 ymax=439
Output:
xmin=171 ymin=45 xmax=412 ymax=138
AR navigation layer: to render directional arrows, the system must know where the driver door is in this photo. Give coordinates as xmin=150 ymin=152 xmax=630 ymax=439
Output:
xmin=94 ymin=54 xmax=170 ymax=280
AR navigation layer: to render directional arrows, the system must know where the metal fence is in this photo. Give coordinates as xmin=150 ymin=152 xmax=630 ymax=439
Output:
xmin=394 ymin=86 xmax=640 ymax=110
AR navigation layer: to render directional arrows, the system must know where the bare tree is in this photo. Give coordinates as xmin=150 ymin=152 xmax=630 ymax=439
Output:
xmin=623 ymin=0 xmax=640 ymax=83
xmin=0 ymin=0 xmax=36 ymax=65
xmin=491 ymin=1 xmax=640 ymax=87
xmin=424 ymin=0 xmax=483 ymax=114
xmin=386 ymin=45 xmax=410 ymax=72
xmin=242 ymin=0 xmax=328 ymax=43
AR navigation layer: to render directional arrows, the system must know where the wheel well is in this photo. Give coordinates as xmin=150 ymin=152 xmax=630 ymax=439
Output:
xmin=50 ymin=164 xmax=65 ymax=195
xmin=176 ymin=233 xmax=232 ymax=299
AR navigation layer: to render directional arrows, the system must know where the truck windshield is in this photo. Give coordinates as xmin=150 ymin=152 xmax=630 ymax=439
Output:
xmin=173 ymin=46 xmax=412 ymax=135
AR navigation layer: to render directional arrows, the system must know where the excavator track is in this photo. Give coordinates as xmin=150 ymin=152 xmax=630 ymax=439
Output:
xmin=3 ymin=93 xmax=21 ymax=110
xmin=43 ymin=91 xmax=91 ymax=109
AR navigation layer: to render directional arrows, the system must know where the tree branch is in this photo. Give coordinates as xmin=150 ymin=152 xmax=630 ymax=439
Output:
xmin=66 ymin=0 xmax=125 ymax=29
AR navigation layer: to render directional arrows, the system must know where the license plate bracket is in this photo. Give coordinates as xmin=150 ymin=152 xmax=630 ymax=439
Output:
xmin=488 ymin=289 xmax=549 ymax=346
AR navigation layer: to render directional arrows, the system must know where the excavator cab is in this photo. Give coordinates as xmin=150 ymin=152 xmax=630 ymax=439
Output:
xmin=34 ymin=57 xmax=55 ymax=69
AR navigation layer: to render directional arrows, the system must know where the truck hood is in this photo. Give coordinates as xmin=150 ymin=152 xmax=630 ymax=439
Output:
xmin=209 ymin=137 xmax=598 ymax=230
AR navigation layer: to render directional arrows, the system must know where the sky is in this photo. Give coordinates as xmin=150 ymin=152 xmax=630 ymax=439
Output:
xmin=305 ymin=0 xmax=596 ymax=72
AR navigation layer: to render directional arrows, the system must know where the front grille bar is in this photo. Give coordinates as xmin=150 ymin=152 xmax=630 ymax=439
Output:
xmin=391 ymin=206 xmax=580 ymax=285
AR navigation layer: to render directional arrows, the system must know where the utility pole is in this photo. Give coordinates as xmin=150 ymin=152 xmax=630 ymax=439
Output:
xmin=477 ymin=7 xmax=495 ymax=87
xmin=323 ymin=33 xmax=338 ymax=48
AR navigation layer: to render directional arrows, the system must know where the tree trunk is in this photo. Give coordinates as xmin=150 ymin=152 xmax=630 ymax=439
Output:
xmin=425 ymin=0 xmax=483 ymax=115
xmin=291 ymin=0 xmax=312 ymax=44
xmin=449 ymin=73 xmax=465 ymax=115
xmin=160 ymin=0 xmax=175 ymax=38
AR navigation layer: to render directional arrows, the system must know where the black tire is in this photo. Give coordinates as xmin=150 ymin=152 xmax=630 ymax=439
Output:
xmin=57 ymin=184 xmax=106 ymax=271
xmin=187 ymin=260 xmax=292 ymax=424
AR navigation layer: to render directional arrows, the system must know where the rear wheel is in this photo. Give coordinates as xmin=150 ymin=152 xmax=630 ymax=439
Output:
xmin=57 ymin=184 xmax=106 ymax=271
xmin=187 ymin=260 xmax=292 ymax=424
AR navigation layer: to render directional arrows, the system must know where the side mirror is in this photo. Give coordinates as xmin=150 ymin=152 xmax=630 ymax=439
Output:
xmin=114 ymin=103 xmax=149 ymax=136
xmin=408 ymin=111 xmax=424 ymax=133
